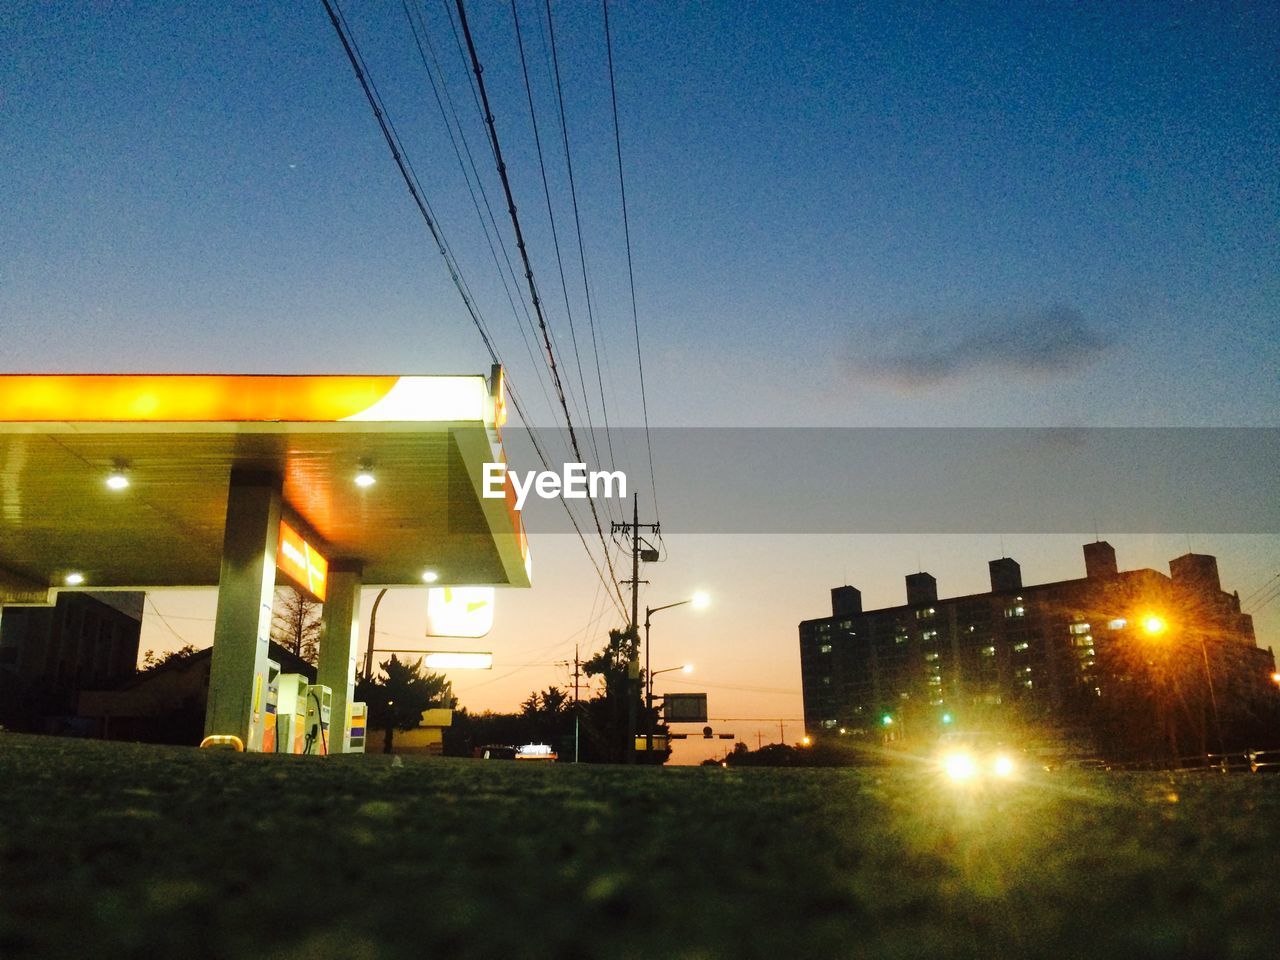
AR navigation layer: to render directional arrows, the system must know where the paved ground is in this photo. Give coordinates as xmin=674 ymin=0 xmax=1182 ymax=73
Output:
xmin=1 ymin=734 xmax=1277 ymax=960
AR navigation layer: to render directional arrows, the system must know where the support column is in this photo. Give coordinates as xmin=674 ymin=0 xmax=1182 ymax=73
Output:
xmin=205 ymin=471 xmax=282 ymax=750
xmin=318 ymin=563 xmax=362 ymax=754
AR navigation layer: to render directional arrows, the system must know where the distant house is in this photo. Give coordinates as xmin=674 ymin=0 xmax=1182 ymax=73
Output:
xmin=78 ymin=640 xmax=315 ymax=745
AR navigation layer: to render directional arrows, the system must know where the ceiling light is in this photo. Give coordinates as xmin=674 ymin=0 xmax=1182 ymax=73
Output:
xmin=106 ymin=470 xmax=130 ymax=490
xmin=64 ymin=572 xmax=85 ymax=586
xmin=422 ymin=570 xmax=440 ymax=584
xmin=355 ymin=469 xmax=376 ymax=488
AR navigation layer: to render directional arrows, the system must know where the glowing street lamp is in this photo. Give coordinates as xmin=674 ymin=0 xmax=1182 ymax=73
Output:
xmin=1141 ymin=614 xmax=1168 ymax=636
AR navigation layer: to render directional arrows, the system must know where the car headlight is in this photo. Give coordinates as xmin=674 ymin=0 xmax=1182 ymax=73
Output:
xmin=944 ymin=751 xmax=978 ymax=782
xmin=992 ymin=753 xmax=1016 ymax=778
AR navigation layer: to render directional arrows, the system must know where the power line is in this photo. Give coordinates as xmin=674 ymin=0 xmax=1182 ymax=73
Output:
xmin=508 ymin=0 xmax=610 ymax=496
xmin=541 ymin=0 xmax=618 ymax=477
xmin=321 ymin=0 xmax=625 ymax=617
xmin=453 ymin=0 xmax=627 ymax=617
xmin=601 ymin=0 xmax=661 ymax=524
xmin=400 ymin=0 xmax=561 ymax=434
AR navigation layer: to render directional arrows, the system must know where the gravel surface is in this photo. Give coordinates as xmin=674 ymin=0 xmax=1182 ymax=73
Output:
xmin=1 ymin=734 xmax=1277 ymax=959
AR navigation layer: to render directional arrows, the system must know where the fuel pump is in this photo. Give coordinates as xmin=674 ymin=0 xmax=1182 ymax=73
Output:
xmin=303 ymin=684 xmax=332 ymax=755
xmin=349 ymin=702 xmax=367 ymax=753
xmin=276 ymin=674 xmax=308 ymax=754
xmin=261 ymin=661 xmax=280 ymax=753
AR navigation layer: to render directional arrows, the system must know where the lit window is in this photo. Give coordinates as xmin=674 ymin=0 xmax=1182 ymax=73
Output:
xmin=924 ymin=651 xmax=940 ymax=662
xmin=822 ymin=718 xmax=837 ymax=728
xmin=916 ymin=607 xmax=936 ymax=620
xmin=1070 ymin=623 xmax=1091 ymax=635
xmin=840 ymin=620 xmax=852 ymax=629
xmin=894 ymin=634 xmax=908 ymax=644
xmin=1013 ymin=642 xmax=1029 ymax=652
xmin=1073 ymin=635 xmax=1094 ymax=648
xmin=923 ymin=630 xmax=938 ymax=641
xmin=980 ymin=646 xmax=996 ymax=657
xmin=1107 ymin=618 xmax=1127 ymax=630
xmin=822 ymin=676 xmax=831 ymax=685
xmin=1023 ymin=679 xmax=1033 ymax=688
xmin=819 ymin=644 xmax=832 ymax=654
xmin=1004 ymin=606 xmax=1025 ymax=618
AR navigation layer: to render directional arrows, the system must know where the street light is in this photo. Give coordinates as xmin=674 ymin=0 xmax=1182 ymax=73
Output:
xmin=650 ymin=663 xmax=693 ymax=683
xmin=1139 ymin=610 xmax=1222 ymax=759
xmin=643 ymin=594 xmax=709 ymax=755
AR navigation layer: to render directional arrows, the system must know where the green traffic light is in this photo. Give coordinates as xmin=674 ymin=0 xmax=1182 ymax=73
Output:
xmin=941 ymin=713 xmax=953 ymax=724
xmin=881 ymin=715 xmax=893 ymax=726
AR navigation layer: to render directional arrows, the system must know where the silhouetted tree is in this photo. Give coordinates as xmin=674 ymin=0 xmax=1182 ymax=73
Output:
xmin=271 ymin=586 xmax=322 ymax=664
xmin=139 ymin=644 xmax=199 ymax=672
xmin=581 ymin=626 xmax=648 ymax=763
xmin=356 ymin=654 xmax=456 ymax=753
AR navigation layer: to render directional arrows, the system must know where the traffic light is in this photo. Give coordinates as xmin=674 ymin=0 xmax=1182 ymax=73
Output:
xmin=881 ymin=714 xmax=893 ymax=726
xmin=941 ymin=713 xmax=953 ymax=725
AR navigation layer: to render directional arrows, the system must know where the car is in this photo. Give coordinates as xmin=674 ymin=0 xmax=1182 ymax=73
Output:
xmin=935 ymin=731 xmax=1022 ymax=784
xmin=515 ymin=743 xmax=557 ymax=762
xmin=474 ymin=744 xmax=516 ymax=760
xmin=1248 ymin=749 xmax=1280 ymax=773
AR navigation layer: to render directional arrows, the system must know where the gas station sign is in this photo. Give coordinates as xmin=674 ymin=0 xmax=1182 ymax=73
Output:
xmin=426 ymin=586 xmax=495 ymax=638
xmin=276 ymin=520 xmax=328 ymax=601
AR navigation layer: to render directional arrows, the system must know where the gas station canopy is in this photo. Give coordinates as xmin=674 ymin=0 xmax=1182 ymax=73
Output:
xmin=0 ymin=372 xmax=529 ymax=604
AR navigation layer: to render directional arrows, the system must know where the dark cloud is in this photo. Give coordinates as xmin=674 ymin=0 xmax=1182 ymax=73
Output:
xmin=848 ymin=305 xmax=1114 ymax=389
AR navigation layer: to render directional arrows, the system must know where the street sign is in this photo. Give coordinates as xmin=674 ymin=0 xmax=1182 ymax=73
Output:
xmin=663 ymin=693 xmax=708 ymax=723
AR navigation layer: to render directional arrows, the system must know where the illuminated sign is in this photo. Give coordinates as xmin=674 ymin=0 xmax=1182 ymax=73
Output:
xmin=0 ymin=374 xmax=489 ymax=423
xmin=276 ymin=520 xmax=328 ymax=601
xmin=422 ymin=652 xmax=494 ymax=670
xmin=426 ymin=586 xmax=495 ymax=638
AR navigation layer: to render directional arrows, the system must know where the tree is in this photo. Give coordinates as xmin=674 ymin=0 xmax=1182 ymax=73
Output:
xmin=139 ymin=644 xmax=199 ymax=672
xmin=355 ymin=654 xmax=456 ymax=754
xmin=271 ymin=586 xmax=322 ymax=664
xmin=519 ymin=685 xmax=572 ymax=745
xmin=581 ymin=626 xmax=649 ymax=763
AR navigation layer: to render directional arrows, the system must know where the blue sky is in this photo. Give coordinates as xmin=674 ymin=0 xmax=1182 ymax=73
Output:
xmin=3 ymin=2 xmax=1277 ymax=757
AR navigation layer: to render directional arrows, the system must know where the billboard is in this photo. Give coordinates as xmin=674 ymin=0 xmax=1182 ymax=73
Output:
xmin=662 ymin=693 xmax=708 ymax=724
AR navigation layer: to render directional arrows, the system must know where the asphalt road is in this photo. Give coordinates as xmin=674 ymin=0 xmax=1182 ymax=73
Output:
xmin=1 ymin=734 xmax=1276 ymax=959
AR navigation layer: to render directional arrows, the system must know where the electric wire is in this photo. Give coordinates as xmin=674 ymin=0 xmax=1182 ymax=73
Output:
xmin=540 ymin=0 xmax=619 ymax=477
xmin=321 ymin=0 xmax=625 ymax=617
xmin=434 ymin=0 xmax=603 ymax=479
xmin=601 ymin=0 xmax=661 ymax=525
xmin=400 ymin=0 xmax=559 ymax=431
xmin=508 ymin=0 xmax=611 ymax=497
xmin=453 ymin=0 xmax=627 ymax=616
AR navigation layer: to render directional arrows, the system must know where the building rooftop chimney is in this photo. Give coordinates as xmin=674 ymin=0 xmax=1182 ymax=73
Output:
xmin=831 ymin=585 xmax=862 ymax=618
xmin=988 ymin=557 xmax=1022 ymax=593
xmin=906 ymin=572 xmax=937 ymax=607
xmin=1169 ymin=553 xmax=1221 ymax=594
xmin=1083 ymin=541 xmax=1118 ymax=579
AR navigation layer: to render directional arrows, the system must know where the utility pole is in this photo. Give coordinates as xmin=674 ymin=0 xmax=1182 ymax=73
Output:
xmin=611 ymin=494 xmax=659 ymax=764
xmin=573 ymin=644 xmax=581 ymax=763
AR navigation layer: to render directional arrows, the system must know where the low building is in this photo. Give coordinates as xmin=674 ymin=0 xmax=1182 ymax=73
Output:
xmin=78 ymin=641 xmax=315 ymax=745
xmin=0 ymin=592 xmax=143 ymax=734
xmin=799 ymin=543 xmax=1278 ymax=761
